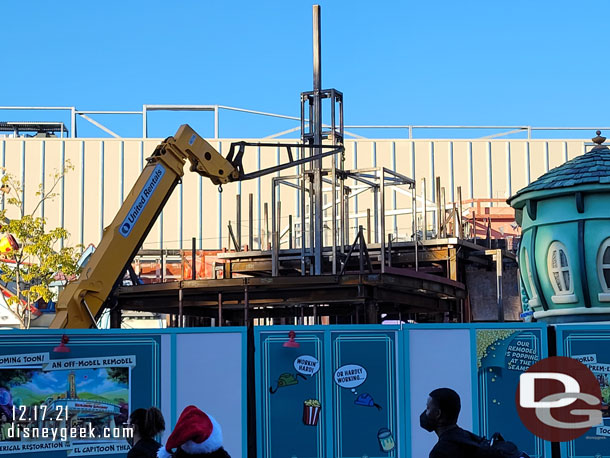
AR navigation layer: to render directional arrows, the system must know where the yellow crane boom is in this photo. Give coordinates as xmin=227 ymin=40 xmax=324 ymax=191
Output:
xmin=49 ymin=124 xmax=237 ymax=328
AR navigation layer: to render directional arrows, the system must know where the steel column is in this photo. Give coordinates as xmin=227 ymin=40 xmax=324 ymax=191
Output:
xmin=331 ymin=159 xmax=337 ymax=274
xmin=412 ymin=183 xmax=418 ymax=271
xmin=236 ymin=194 xmax=242 ymax=250
xmin=218 ymin=292 xmax=223 ymax=327
xmin=496 ymin=250 xmax=504 ymax=322
xmin=249 ymin=193 xmax=254 ymax=250
xmin=422 ymin=177 xmax=427 ymax=240
xmin=301 ymin=172 xmax=307 ymax=275
xmin=380 ymin=169 xmax=385 ymax=273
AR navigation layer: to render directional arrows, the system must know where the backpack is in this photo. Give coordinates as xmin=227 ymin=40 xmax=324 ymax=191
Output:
xmin=476 ymin=432 xmax=530 ymax=458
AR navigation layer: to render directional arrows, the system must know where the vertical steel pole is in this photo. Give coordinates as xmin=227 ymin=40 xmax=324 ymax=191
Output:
xmin=380 ymin=169 xmax=385 ymax=273
xmin=496 ymin=249 xmax=504 ymax=322
xmin=441 ymin=187 xmax=446 ymax=238
xmin=248 ymin=193 xmax=253 ymax=250
xmin=218 ymin=292 xmax=223 ymax=327
xmin=277 ymin=200 xmax=281 ymax=245
xmin=312 ymin=4 xmax=323 ymax=275
xmin=264 ymin=202 xmax=270 ymax=250
xmin=244 ymin=282 xmax=249 ymax=326
xmin=272 ymin=198 xmax=280 ymax=277
xmin=178 ymin=287 xmax=183 ymax=328
xmin=436 ymin=177 xmax=442 ymax=238
xmin=331 ymin=159 xmax=337 ymax=274
xmin=391 ymin=142 xmax=397 ymax=236
xmin=366 ymin=209 xmax=371 ymax=244
xmin=301 ymin=173 xmax=307 ymax=275
xmin=192 ymin=237 xmax=196 ymax=280
xmin=271 ymin=183 xmax=276 ymax=275
xmin=340 ymin=175 xmax=345 ymax=252
xmin=458 ymin=186 xmax=464 ymax=239
xmin=412 ymin=184 xmax=418 ymax=271
xmin=422 ymin=178 xmax=427 ymax=240
xmin=236 ymin=193 xmax=241 ymax=250
xmin=309 ymin=180 xmax=315 ymax=275
xmin=373 ymin=185 xmax=379 ymax=243
xmin=289 ymin=214 xmax=293 ymax=249
xmin=71 ymin=107 xmax=76 ymax=138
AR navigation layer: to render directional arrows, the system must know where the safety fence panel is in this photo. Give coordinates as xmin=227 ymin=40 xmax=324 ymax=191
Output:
xmin=255 ymin=325 xmax=403 ymax=458
xmin=556 ymin=325 xmax=610 ymax=458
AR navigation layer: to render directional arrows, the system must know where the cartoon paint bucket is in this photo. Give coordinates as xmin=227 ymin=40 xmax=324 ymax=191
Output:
xmin=302 ymin=399 xmax=321 ymax=426
xmin=378 ymin=428 xmax=395 ymax=452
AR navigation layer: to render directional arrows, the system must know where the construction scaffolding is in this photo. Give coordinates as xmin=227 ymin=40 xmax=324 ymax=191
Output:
xmin=114 ymin=6 xmax=520 ymax=327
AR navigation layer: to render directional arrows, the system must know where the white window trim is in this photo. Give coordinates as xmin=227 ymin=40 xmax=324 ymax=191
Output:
xmin=522 ymin=248 xmax=540 ymax=307
xmin=597 ymin=238 xmax=610 ymax=302
xmin=547 ymin=241 xmax=578 ymax=304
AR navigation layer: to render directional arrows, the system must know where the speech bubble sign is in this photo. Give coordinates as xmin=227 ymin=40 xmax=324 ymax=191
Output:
xmin=334 ymin=364 xmax=367 ymax=389
xmin=294 ymin=355 xmax=320 ymax=376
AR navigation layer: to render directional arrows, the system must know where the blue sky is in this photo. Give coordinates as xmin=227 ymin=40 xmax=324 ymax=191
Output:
xmin=1 ymin=1 xmax=607 ymax=138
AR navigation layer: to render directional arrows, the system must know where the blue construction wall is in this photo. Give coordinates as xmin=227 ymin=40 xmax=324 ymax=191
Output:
xmin=3 ymin=324 xmax=610 ymax=458
xmin=556 ymin=325 xmax=610 ymax=458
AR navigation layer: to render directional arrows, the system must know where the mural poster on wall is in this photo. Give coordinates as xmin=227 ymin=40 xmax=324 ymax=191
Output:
xmin=0 ymin=334 xmax=160 ymax=458
xmin=476 ymin=328 xmax=544 ymax=458
xmin=0 ymin=353 xmax=133 ymax=456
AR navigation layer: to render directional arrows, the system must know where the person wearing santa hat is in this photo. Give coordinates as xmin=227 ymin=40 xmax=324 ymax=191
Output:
xmin=157 ymin=405 xmax=231 ymax=458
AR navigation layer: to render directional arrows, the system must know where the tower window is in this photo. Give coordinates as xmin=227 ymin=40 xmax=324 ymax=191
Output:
xmin=547 ymin=241 xmax=577 ymax=304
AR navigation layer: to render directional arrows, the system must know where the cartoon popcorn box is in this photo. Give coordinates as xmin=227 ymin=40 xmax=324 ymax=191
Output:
xmin=302 ymin=399 xmax=321 ymax=426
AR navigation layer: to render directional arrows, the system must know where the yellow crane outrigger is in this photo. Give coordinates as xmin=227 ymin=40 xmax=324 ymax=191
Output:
xmin=49 ymin=125 xmax=238 ymax=328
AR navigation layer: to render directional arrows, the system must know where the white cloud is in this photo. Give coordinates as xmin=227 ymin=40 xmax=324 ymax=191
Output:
xmin=22 ymin=382 xmax=55 ymax=395
xmin=85 ymin=377 xmax=124 ymax=395
xmin=35 ymin=372 xmax=59 ymax=384
xmin=76 ymin=377 xmax=95 ymax=389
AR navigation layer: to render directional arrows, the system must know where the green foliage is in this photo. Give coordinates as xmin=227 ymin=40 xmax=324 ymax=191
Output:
xmin=0 ymin=162 xmax=82 ymax=328
xmin=0 ymin=369 xmax=35 ymax=388
xmin=106 ymin=367 xmax=128 ymax=385
xmin=602 ymin=386 xmax=610 ymax=405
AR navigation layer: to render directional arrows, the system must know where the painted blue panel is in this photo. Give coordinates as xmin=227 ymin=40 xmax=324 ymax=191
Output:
xmin=330 ymin=330 xmax=398 ymax=458
xmin=557 ymin=326 xmax=610 ymax=458
xmin=475 ymin=328 xmax=546 ymax=458
xmin=257 ymin=329 xmax=326 ymax=458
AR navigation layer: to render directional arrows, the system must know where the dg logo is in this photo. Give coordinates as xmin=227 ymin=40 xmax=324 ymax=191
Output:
xmin=516 ymin=356 xmax=602 ymax=442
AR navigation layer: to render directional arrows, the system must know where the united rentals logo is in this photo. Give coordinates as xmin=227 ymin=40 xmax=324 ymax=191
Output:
xmin=119 ymin=164 xmax=165 ymax=238
xmin=516 ymin=356 xmax=602 ymax=442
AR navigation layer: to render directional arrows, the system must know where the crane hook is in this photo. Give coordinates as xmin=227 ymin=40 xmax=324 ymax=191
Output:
xmin=218 ymin=184 xmax=223 ymax=193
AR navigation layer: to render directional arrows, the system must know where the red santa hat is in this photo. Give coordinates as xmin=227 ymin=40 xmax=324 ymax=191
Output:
xmin=157 ymin=406 xmax=223 ymax=458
